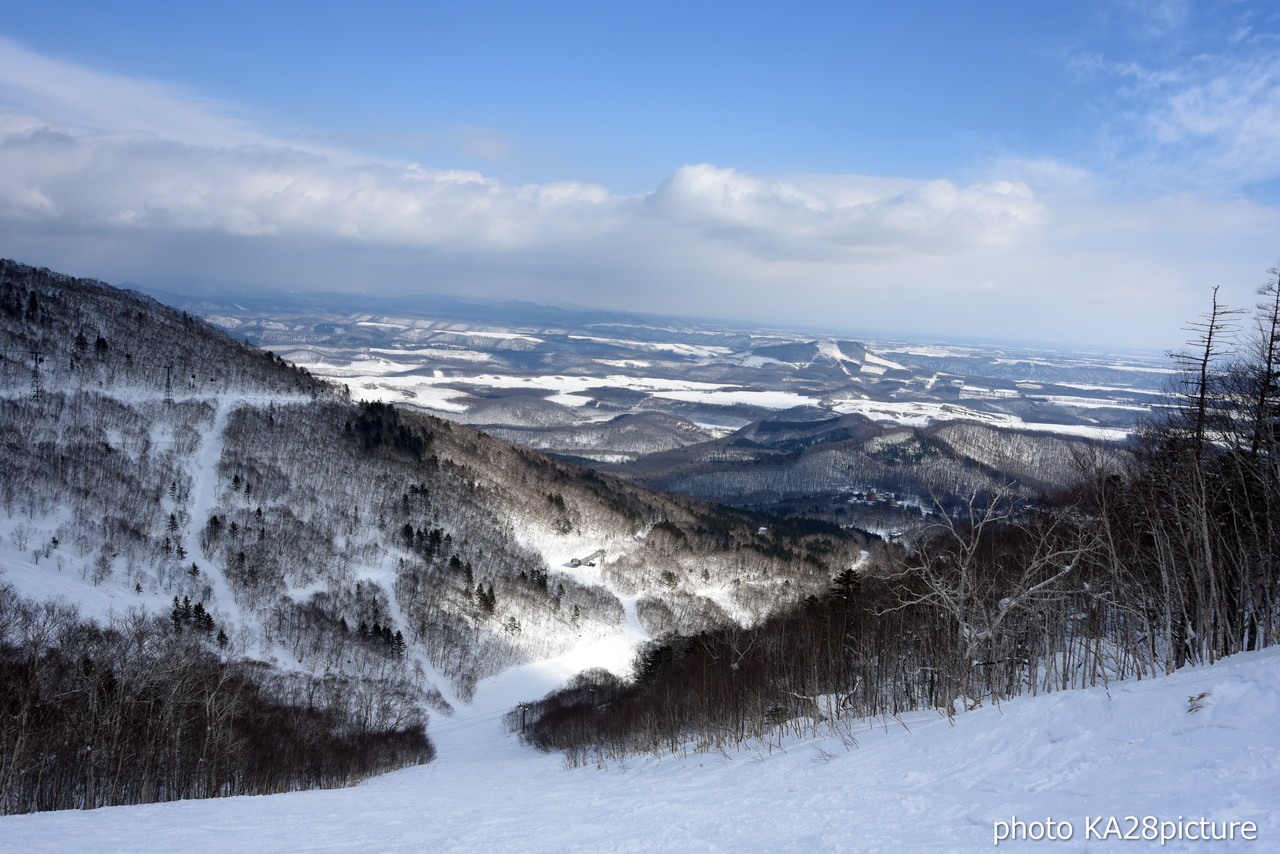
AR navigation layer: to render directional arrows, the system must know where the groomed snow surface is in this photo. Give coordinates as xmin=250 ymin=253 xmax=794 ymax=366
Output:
xmin=4 ymin=647 xmax=1278 ymax=852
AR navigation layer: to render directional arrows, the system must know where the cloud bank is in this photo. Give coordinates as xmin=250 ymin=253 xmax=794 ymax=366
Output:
xmin=1 ymin=33 xmax=1278 ymax=348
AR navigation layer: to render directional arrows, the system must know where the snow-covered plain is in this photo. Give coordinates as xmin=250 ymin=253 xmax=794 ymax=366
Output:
xmin=252 ymin=313 xmax=1167 ymax=445
xmin=4 ymin=646 xmax=1276 ymax=853
xmin=829 ymin=399 xmax=1134 ymax=441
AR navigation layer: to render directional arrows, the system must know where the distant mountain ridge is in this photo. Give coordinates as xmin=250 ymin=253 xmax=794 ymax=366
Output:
xmin=152 ymin=284 xmax=1167 ymax=527
xmin=131 ymin=280 xmax=756 ymax=340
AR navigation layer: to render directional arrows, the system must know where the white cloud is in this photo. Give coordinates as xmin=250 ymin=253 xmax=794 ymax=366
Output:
xmin=0 ymin=105 xmax=1045 ymax=261
xmin=0 ymin=37 xmax=1050 ymax=265
xmin=0 ymin=119 xmax=620 ymax=247
xmin=647 ymin=164 xmax=1043 ymax=257
xmin=0 ymin=33 xmax=1277 ymax=349
xmin=0 ymin=36 xmax=279 ymax=150
xmin=1145 ymin=54 xmax=1280 ymax=185
xmin=1072 ymin=7 xmax=1280 ymax=192
xmin=1118 ymin=0 xmax=1193 ymax=39
xmin=990 ymin=157 xmax=1099 ymax=196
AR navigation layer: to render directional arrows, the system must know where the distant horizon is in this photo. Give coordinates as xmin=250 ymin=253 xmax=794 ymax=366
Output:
xmin=4 ymin=1 xmax=1279 ymax=350
xmin=124 ymin=271 xmax=1177 ymax=361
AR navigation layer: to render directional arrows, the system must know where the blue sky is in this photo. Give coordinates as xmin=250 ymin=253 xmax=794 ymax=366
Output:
xmin=2 ymin=1 xmax=1279 ymax=348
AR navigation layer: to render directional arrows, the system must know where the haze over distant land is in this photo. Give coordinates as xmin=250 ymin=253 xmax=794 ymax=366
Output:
xmin=2 ymin=1 xmax=1279 ymax=348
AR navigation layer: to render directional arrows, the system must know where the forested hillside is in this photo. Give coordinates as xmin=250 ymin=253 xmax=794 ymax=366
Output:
xmin=0 ymin=260 xmax=865 ymax=812
xmin=603 ymin=414 xmax=1101 ymax=518
xmin=8 ymin=257 xmax=1274 ymax=815
xmin=520 ymin=274 xmax=1280 ymax=764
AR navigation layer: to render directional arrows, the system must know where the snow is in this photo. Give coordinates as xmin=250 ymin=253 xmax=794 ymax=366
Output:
xmin=0 ymin=393 xmax=314 ymax=628
xmin=347 ymin=371 xmax=892 ymax=417
xmin=0 ymin=394 xmax=1266 ymax=851
xmin=993 ymin=357 xmax=1058 ymax=367
xmin=353 ymin=320 xmax=406 ymax=330
xmin=830 ymin=399 xmax=1133 ymax=441
xmin=832 ymin=398 xmax=1009 ymax=427
xmin=183 ymin=400 xmax=244 ymax=633
xmin=348 ymin=372 xmax=725 ymax=396
xmin=692 ymin=422 xmax=737 ymax=437
xmin=959 ymin=385 xmax=1020 ymax=399
xmin=874 ymin=343 xmax=976 ymax=358
xmin=566 ymin=336 xmax=731 ymax=359
xmin=737 ymin=354 xmax=787 ymax=368
xmin=282 ymin=334 xmax=1164 ymax=439
xmin=3 ymin=645 xmax=1277 ymax=852
xmin=432 ymin=330 xmax=545 ymax=343
xmin=339 ymin=377 xmax=470 ymax=410
xmin=562 ymin=452 xmax=636 ymax=463
xmin=0 ymin=508 xmax=159 ymax=621
xmin=546 ymin=392 xmax=593 ymax=407
xmin=1024 ymin=394 xmax=1151 ymax=411
xmin=594 ymin=359 xmax=652 ymax=368
xmin=308 ymin=355 xmax=409 ymax=377
xmin=1103 ymin=363 xmax=1180 ymax=374
xmin=814 ymin=339 xmax=848 ymax=364
xmin=862 ymin=350 xmax=907 ymax=372
xmin=366 ymin=347 xmax=494 ymax=362
xmin=653 ymin=389 xmax=818 ymax=409
xmin=202 ymin=314 xmax=243 ymax=329
xmin=1054 ymin=383 xmax=1166 ymax=395
xmin=1011 ymin=422 xmax=1133 ymax=441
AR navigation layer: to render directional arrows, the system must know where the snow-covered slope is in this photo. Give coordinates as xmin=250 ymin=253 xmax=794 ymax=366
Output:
xmin=4 ymin=646 xmax=1276 ymax=852
xmin=0 ymin=261 xmax=867 ymax=802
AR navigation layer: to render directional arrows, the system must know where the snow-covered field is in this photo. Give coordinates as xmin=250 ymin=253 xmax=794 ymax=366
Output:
xmin=829 ymin=399 xmax=1134 ymax=441
xmin=244 ymin=309 xmax=1168 ymax=444
xmin=4 ymin=646 xmax=1276 ymax=852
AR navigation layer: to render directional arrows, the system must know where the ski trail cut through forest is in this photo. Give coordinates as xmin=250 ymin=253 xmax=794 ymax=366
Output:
xmin=186 ymin=399 xmax=237 ymax=632
xmin=184 ymin=396 xmax=309 ymax=641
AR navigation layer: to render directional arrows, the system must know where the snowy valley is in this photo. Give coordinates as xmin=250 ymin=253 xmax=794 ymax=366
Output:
xmin=0 ymin=261 xmax=862 ymax=804
xmin=1 ymin=260 xmax=1277 ymax=851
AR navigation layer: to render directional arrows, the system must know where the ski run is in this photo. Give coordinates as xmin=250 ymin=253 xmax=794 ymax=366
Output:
xmin=2 ymin=644 xmax=1277 ymax=852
